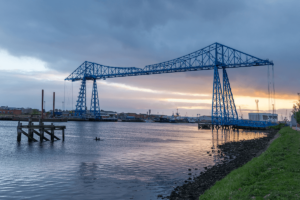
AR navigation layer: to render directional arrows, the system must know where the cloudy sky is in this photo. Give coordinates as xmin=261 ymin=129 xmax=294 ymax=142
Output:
xmin=0 ymin=0 xmax=299 ymax=119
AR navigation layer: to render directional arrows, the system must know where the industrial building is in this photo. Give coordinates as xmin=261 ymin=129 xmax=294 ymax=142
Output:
xmin=248 ymin=113 xmax=278 ymax=122
xmin=291 ymin=114 xmax=299 ymax=127
xmin=0 ymin=109 xmax=22 ymax=115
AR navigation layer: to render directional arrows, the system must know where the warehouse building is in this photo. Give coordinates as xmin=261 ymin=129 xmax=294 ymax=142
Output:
xmin=248 ymin=113 xmax=278 ymax=122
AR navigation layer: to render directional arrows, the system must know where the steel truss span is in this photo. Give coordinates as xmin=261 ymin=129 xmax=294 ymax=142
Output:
xmin=65 ymin=42 xmax=275 ymax=127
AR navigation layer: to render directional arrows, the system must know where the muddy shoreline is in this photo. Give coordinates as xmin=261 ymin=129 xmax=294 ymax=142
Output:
xmin=162 ymin=130 xmax=278 ymax=200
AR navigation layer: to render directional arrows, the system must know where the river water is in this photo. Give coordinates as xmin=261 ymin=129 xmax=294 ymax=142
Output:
xmin=0 ymin=121 xmax=267 ymax=200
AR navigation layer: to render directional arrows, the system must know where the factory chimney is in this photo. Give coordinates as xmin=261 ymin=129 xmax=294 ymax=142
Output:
xmin=53 ymin=92 xmax=55 ymax=118
xmin=255 ymin=99 xmax=259 ymax=121
xmin=41 ymin=90 xmax=44 ymax=120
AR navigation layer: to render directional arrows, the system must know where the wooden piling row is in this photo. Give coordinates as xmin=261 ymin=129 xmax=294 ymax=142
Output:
xmin=198 ymin=123 xmax=212 ymax=129
xmin=17 ymin=120 xmax=66 ymax=142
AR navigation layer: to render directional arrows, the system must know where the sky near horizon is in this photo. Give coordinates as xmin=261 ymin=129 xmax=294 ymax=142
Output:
xmin=0 ymin=0 xmax=299 ymax=119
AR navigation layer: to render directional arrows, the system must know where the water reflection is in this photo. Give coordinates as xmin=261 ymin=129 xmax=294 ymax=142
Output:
xmin=211 ymin=128 xmax=267 ymax=148
xmin=0 ymin=121 xmax=270 ymax=200
xmin=79 ymin=162 xmax=99 ymax=184
xmin=209 ymin=128 xmax=267 ymax=164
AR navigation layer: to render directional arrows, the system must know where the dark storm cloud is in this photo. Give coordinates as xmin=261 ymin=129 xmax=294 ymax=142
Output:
xmin=0 ymin=0 xmax=299 ymax=114
xmin=0 ymin=0 xmax=245 ymax=71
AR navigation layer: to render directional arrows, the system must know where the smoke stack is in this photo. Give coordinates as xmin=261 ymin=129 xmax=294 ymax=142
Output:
xmin=53 ymin=92 xmax=55 ymax=118
xmin=255 ymin=99 xmax=259 ymax=121
xmin=41 ymin=90 xmax=44 ymax=119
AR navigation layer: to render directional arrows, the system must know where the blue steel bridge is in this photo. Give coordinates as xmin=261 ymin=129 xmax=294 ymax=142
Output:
xmin=65 ymin=42 xmax=275 ymax=128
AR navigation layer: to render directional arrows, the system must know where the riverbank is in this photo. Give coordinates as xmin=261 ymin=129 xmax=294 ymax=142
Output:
xmin=199 ymin=127 xmax=300 ymax=200
xmin=167 ymin=129 xmax=278 ymax=200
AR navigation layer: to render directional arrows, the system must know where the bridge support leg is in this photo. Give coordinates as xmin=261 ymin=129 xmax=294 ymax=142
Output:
xmin=222 ymin=68 xmax=238 ymax=124
xmin=90 ymin=79 xmax=101 ymax=119
xmin=212 ymin=66 xmax=224 ymax=127
xmin=75 ymin=78 xmax=86 ymax=117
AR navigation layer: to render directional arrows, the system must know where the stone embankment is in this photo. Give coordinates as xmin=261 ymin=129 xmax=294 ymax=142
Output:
xmin=164 ymin=130 xmax=277 ymax=200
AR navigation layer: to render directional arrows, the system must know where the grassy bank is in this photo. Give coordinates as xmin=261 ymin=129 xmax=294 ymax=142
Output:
xmin=199 ymin=127 xmax=300 ymax=200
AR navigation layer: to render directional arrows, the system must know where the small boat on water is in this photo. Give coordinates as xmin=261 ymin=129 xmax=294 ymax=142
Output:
xmin=159 ymin=116 xmax=170 ymax=123
xmin=122 ymin=118 xmax=145 ymax=122
xmin=144 ymin=119 xmax=154 ymax=123
xmin=188 ymin=118 xmax=196 ymax=123
xmin=153 ymin=118 xmax=161 ymax=122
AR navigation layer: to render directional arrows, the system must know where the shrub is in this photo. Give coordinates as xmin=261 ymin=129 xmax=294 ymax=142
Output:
xmin=269 ymin=123 xmax=287 ymax=130
xmin=295 ymin=110 xmax=300 ymax=124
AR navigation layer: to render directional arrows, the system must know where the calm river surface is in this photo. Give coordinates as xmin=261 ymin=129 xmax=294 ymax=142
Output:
xmin=0 ymin=121 xmax=267 ymax=200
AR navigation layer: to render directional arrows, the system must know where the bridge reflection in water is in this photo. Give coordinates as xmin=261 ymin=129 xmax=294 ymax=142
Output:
xmin=209 ymin=128 xmax=268 ymax=163
xmin=211 ymin=128 xmax=267 ymax=148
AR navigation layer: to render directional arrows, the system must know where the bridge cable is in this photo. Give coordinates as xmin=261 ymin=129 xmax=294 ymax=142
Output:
xmin=72 ymin=82 xmax=73 ymax=113
xmin=272 ymin=65 xmax=276 ymax=116
xmin=268 ymin=65 xmax=271 ymax=119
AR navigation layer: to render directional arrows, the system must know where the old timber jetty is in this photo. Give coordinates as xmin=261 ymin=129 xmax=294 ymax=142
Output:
xmin=17 ymin=119 xmax=66 ymax=142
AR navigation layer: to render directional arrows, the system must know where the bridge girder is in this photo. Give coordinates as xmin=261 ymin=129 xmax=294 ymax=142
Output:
xmin=65 ymin=43 xmax=273 ymax=81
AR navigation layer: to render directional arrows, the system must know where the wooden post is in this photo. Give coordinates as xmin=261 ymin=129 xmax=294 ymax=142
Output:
xmin=28 ymin=119 xmax=33 ymax=142
xmin=28 ymin=120 xmax=31 ymax=142
xmin=17 ymin=121 xmax=21 ymax=142
xmin=39 ymin=120 xmax=44 ymax=142
xmin=51 ymin=123 xmax=54 ymax=141
xmin=62 ymin=129 xmax=65 ymax=141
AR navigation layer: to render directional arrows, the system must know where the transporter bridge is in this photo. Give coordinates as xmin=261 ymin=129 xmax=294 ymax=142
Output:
xmin=65 ymin=42 xmax=275 ymax=128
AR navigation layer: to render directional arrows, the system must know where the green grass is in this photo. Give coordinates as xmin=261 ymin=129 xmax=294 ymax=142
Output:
xmin=199 ymin=127 xmax=300 ymax=200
